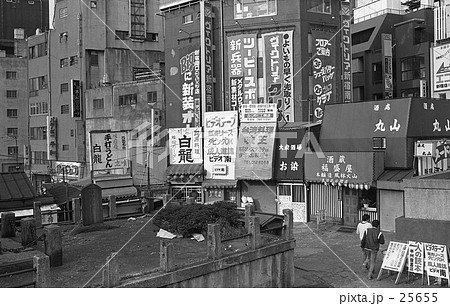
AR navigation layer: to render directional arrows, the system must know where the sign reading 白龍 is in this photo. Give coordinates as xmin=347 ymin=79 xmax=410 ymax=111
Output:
xmin=169 ymin=128 xmax=203 ymax=165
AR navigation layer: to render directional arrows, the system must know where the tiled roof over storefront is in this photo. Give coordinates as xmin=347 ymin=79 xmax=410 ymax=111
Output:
xmin=0 ymin=172 xmax=36 ymax=201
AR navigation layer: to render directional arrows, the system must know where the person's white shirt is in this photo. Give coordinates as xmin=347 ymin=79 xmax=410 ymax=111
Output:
xmin=356 ymin=221 xmax=372 ymax=240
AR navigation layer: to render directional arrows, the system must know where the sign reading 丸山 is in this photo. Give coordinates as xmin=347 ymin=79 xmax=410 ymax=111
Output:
xmin=169 ymin=128 xmax=203 ymax=165
xmin=91 ymin=132 xmax=128 ymax=171
xmin=262 ymin=30 xmax=294 ymax=123
xmin=180 ymin=48 xmax=201 ymax=127
xmin=311 ymin=29 xmax=336 ymax=121
xmin=424 ymin=243 xmax=449 ymax=281
xmin=204 ymin=111 xmax=238 ymax=179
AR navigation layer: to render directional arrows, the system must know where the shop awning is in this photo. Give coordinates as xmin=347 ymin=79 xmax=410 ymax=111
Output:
xmin=0 ymin=172 xmax=36 ymax=201
xmin=102 ymin=186 xmax=137 ymax=199
xmin=202 ymin=179 xmax=238 ymax=189
xmin=167 ymin=164 xmax=204 ymax=175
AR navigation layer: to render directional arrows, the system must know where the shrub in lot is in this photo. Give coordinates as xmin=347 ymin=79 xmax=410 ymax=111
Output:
xmin=153 ymin=201 xmax=244 ymax=238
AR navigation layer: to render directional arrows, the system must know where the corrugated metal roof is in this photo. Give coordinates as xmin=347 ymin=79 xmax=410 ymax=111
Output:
xmin=102 ymin=186 xmax=138 ymax=199
xmin=377 ymin=169 xmax=415 ymax=182
xmin=167 ymin=164 xmax=203 ymax=175
xmin=0 ymin=172 xmax=36 ymax=201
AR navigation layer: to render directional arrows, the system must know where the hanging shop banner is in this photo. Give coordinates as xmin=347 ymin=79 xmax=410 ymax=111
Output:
xmin=408 ymin=241 xmax=424 ymax=275
xmin=71 ymin=80 xmax=81 ymax=118
xmin=180 ymin=48 xmax=201 ymax=127
xmin=91 ymin=132 xmax=128 ymax=171
xmin=227 ymin=35 xmax=244 ymax=111
xmin=47 ymin=116 xmax=57 ymax=161
xmin=55 ymin=161 xmax=82 ymax=179
xmin=433 ymin=43 xmax=450 ymax=92
xmin=240 ymin=103 xmax=277 ymax=122
xmin=200 ymin=1 xmax=214 ymax=113
xmin=341 ymin=1 xmax=352 ymax=103
xmin=169 ymin=127 xmax=203 ymax=164
xmin=262 ymin=30 xmax=294 ymax=123
xmin=424 ymin=243 xmax=450 ymax=281
xmin=236 ymin=122 xmax=276 ymax=180
xmin=380 ymin=241 xmax=409 ymax=273
xmin=274 ymin=128 xmax=306 ymax=180
xmin=311 ymin=29 xmax=336 ymax=122
xmin=204 ymin=111 xmax=238 ymax=179
xmin=304 ymin=151 xmax=384 ymax=186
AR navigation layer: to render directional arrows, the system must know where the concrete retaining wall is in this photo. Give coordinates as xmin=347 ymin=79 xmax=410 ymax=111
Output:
xmin=395 ymin=216 xmax=450 ymax=246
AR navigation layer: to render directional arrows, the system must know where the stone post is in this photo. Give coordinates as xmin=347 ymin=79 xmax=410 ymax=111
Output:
xmin=159 ymin=240 xmax=175 ymax=273
xmin=73 ymin=197 xmax=81 ymax=223
xmin=108 ymin=195 xmax=117 ymax=219
xmin=102 ymin=252 xmax=120 ymax=288
xmin=283 ymin=209 xmax=294 ymax=240
xmin=143 ymin=197 xmax=154 ymax=214
xmin=33 ymin=201 xmax=42 ymax=228
xmin=81 ymin=184 xmax=103 ymax=226
xmin=1 ymin=212 xmax=15 ymax=238
xmin=244 ymin=204 xmax=255 ymax=231
xmin=33 ymin=254 xmax=50 ymax=288
xmin=20 ymin=217 xmax=37 ymax=246
xmin=207 ymin=223 xmax=222 ymax=260
xmin=249 ymin=216 xmax=261 ymax=250
xmin=162 ymin=194 xmax=171 ymax=206
xmin=44 ymin=224 xmax=62 ymax=267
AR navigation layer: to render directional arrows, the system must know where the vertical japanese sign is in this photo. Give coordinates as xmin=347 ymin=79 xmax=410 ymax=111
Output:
xmin=382 ymin=33 xmax=393 ymax=99
xmin=433 ymin=43 xmax=450 ymax=91
xmin=424 ymin=243 xmax=449 ymax=281
xmin=380 ymin=241 xmax=409 ymax=273
xmin=227 ymin=35 xmax=244 ymax=112
xmin=236 ymin=122 xmax=276 ymax=180
xmin=180 ymin=48 xmax=201 ymax=127
xmin=169 ymin=128 xmax=203 ymax=164
xmin=275 ymin=129 xmax=304 ymax=180
xmin=311 ymin=29 xmax=336 ymax=121
xmin=71 ymin=79 xmax=81 ymax=118
xmin=200 ymin=1 xmax=214 ymax=117
xmin=341 ymin=1 xmax=352 ymax=103
xmin=91 ymin=132 xmax=128 ymax=171
xmin=204 ymin=111 xmax=238 ymax=179
xmin=408 ymin=241 xmax=424 ymax=275
xmin=47 ymin=116 xmax=57 ymax=161
xmin=262 ymin=30 xmax=294 ymax=123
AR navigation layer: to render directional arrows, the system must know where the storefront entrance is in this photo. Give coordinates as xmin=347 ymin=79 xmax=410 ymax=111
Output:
xmin=343 ymin=187 xmax=359 ymax=227
xmin=277 ymin=183 xmax=307 ymax=222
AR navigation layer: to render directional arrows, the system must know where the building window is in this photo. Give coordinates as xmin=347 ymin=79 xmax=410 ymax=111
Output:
xmin=28 ymin=42 xmax=47 ymax=59
xmin=61 ymin=105 xmax=70 ymax=114
xmin=59 ymin=32 xmax=68 ymax=43
xmin=353 ymin=86 xmax=364 ymax=102
xmin=7 ymin=109 xmax=18 ymax=117
xmin=439 ymin=93 xmax=446 ymax=99
xmin=93 ymin=98 xmax=104 ymax=109
xmin=7 ymin=128 xmax=18 ymax=137
xmin=30 ymin=102 xmax=49 ymax=115
xmin=115 ymin=30 xmax=129 ymax=40
xmin=373 ymin=137 xmax=386 ymax=149
xmin=60 ymin=58 xmax=69 ymax=68
xmin=147 ymin=91 xmax=157 ymax=104
xmin=8 ymin=146 xmax=18 ymax=156
xmin=29 ymin=76 xmax=47 ymax=95
xmin=306 ymin=0 xmax=331 ymax=14
xmin=401 ymin=88 xmax=420 ymax=98
xmin=30 ymin=127 xmax=47 ymax=140
xmin=171 ymin=186 xmax=203 ymax=203
xmin=130 ymin=0 xmax=146 ymax=39
xmin=372 ymin=62 xmax=382 ymax=84
xmin=401 ymin=56 xmax=425 ymax=81
xmin=234 ymin=0 xmax=277 ymax=19
xmin=146 ymin=33 xmax=159 ymax=42
xmin=351 ymin=28 xmax=375 ymax=46
xmin=70 ymin=129 xmax=75 ymax=137
xmin=60 ymin=83 xmax=69 ymax=93
xmin=6 ymin=90 xmax=17 ymax=98
xmin=182 ymin=14 xmax=193 ymax=24
xmin=62 ymin=145 xmax=69 ymax=151
xmin=70 ymin=55 xmax=78 ymax=66
xmin=59 ymin=7 xmax=68 ymax=18
xmin=90 ymin=53 xmax=99 ymax=66
xmin=6 ymin=71 xmax=17 ymax=79
xmin=32 ymin=151 xmax=48 ymax=165
xmin=352 ymin=57 xmax=364 ymax=73
xmin=119 ymin=94 xmax=137 ymax=106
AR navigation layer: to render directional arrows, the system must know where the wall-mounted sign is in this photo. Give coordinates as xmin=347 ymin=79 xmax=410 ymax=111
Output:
xmin=382 ymin=33 xmax=393 ymax=99
xmin=55 ymin=161 xmax=82 ymax=179
xmin=204 ymin=111 xmax=237 ymax=179
xmin=341 ymin=1 xmax=352 ymax=103
xmin=71 ymin=80 xmax=81 ymax=118
xmin=227 ymin=34 xmax=244 ymax=111
xmin=180 ymin=48 xmax=201 ymax=127
xmin=311 ymin=29 xmax=336 ymax=121
xmin=415 ymin=142 xmax=433 ymax=157
xmin=274 ymin=128 xmax=305 ymax=180
xmin=236 ymin=122 xmax=276 ymax=180
xmin=262 ymin=30 xmax=294 ymax=123
xmin=47 ymin=116 xmax=57 ymax=161
xmin=433 ymin=43 xmax=450 ymax=92
xmin=169 ymin=127 xmax=203 ymax=164
xmin=200 ymin=1 xmax=214 ymax=114
xmin=91 ymin=132 xmax=128 ymax=170
xmin=240 ymin=103 xmax=277 ymax=122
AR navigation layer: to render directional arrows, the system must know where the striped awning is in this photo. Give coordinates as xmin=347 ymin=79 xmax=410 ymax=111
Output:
xmin=202 ymin=179 xmax=238 ymax=189
xmin=167 ymin=164 xmax=203 ymax=175
xmin=102 ymin=186 xmax=137 ymax=199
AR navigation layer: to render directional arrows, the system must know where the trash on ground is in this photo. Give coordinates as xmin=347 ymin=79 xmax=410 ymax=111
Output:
xmin=192 ymin=233 xmax=205 ymax=242
xmin=156 ymin=229 xmax=176 ymax=239
xmin=128 ymin=217 xmax=137 ymax=221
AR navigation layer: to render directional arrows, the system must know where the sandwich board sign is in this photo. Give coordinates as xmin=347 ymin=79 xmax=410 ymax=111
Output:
xmin=377 ymin=241 xmax=408 ymax=284
xmin=408 ymin=241 xmax=424 ymax=284
xmin=424 ymin=243 xmax=450 ymax=286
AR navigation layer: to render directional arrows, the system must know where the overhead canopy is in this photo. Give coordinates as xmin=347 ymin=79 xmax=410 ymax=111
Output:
xmin=102 ymin=186 xmax=137 ymax=199
xmin=376 ymin=169 xmax=415 ymax=191
xmin=202 ymin=179 xmax=238 ymax=189
xmin=0 ymin=172 xmax=36 ymax=201
xmin=167 ymin=164 xmax=204 ymax=175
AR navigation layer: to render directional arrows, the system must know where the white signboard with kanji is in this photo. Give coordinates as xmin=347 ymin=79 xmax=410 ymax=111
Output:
xmin=424 ymin=243 xmax=450 ymax=282
xmin=408 ymin=241 xmax=424 ymax=275
xmin=380 ymin=241 xmax=408 ymax=272
xmin=91 ymin=132 xmax=128 ymax=171
xmin=169 ymin=128 xmax=203 ymax=164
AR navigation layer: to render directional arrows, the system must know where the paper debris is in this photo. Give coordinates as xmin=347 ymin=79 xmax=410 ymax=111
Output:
xmin=128 ymin=217 xmax=137 ymax=221
xmin=156 ymin=229 xmax=176 ymax=239
xmin=192 ymin=233 xmax=205 ymax=242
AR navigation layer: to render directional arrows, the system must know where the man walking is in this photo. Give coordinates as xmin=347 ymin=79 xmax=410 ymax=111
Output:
xmin=356 ymin=214 xmax=372 ymax=270
xmin=361 ymin=219 xmax=385 ymax=280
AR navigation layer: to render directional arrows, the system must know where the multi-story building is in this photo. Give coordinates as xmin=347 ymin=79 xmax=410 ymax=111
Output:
xmin=27 ymin=0 xmax=164 ymax=186
xmin=0 ymin=0 xmax=49 ymax=54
